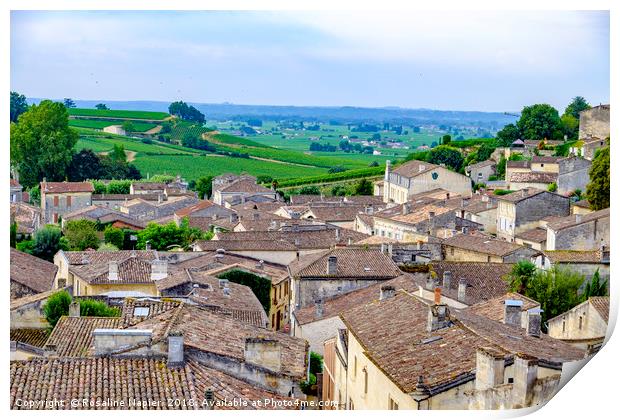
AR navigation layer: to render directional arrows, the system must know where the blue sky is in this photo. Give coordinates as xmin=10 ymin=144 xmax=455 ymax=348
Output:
xmin=10 ymin=10 xmax=610 ymax=112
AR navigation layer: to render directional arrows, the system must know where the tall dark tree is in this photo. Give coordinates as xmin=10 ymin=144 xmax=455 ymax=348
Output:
xmin=564 ymin=96 xmax=591 ymax=120
xmin=585 ymin=144 xmax=610 ymax=210
xmin=516 ymin=104 xmax=563 ymax=140
xmin=67 ymin=149 xmax=103 ymax=181
xmin=10 ymin=100 xmax=78 ymax=188
xmin=63 ymin=98 xmax=76 ymax=108
xmin=169 ymin=101 xmax=205 ymax=124
xmin=427 ymin=145 xmax=464 ymax=172
xmin=496 ymin=123 xmax=521 ymax=147
xmin=195 ymin=176 xmax=213 ymax=199
xmin=95 ymin=103 xmax=109 ymax=110
xmin=10 ymin=91 xmax=28 ymax=122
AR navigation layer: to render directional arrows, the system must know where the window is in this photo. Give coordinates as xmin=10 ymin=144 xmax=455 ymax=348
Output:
xmin=349 ymin=399 xmax=354 ymax=410
xmin=450 ymin=247 xmax=454 ymax=256
xmin=579 ymin=316 xmax=583 ymax=330
xmin=389 ymin=397 xmax=399 ymax=410
xmin=487 ymin=256 xmax=491 ymax=263
xmin=363 ymin=367 xmax=368 ymax=394
xmin=66 ymin=195 xmax=72 ymax=208
xmin=353 ymin=356 xmax=357 ymax=378
xmin=133 ymin=307 xmax=149 ymax=317
xmin=562 ymin=320 xmax=566 ymax=333
xmin=53 ymin=196 xmax=59 ymax=207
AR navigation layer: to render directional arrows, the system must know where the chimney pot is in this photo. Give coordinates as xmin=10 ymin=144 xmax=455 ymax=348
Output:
xmin=575 ymin=214 xmax=582 ymax=223
xmin=327 ymin=256 xmax=338 ymax=275
xmin=434 ymin=287 xmax=441 ymax=305
xmin=315 ymin=299 xmax=324 ymax=317
xmin=108 ymin=261 xmax=119 ymax=281
xmin=150 ymin=259 xmax=168 ymax=281
xmin=69 ymin=300 xmax=80 ymax=317
xmin=458 ymin=278 xmax=467 ymax=302
xmin=168 ymin=331 xmax=184 ymax=366
xmin=526 ymin=309 xmax=542 ymax=337
xmin=380 ymin=285 xmax=396 ymax=300
xmin=503 ymin=300 xmax=523 ymax=326
xmin=442 ymin=271 xmax=452 ymax=290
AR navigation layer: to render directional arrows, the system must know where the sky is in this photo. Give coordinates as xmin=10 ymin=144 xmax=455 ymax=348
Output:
xmin=10 ymin=10 xmax=610 ymax=112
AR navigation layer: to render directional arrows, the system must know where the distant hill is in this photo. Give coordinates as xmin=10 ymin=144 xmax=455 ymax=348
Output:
xmin=27 ymin=98 xmax=517 ymax=129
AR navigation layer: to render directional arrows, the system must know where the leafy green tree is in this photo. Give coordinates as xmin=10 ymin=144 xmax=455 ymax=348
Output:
xmin=586 ymin=144 xmax=610 ymax=210
xmin=43 ymin=290 xmax=72 ymax=327
xmin=32 ymin=225 xmax=68 ymax=261
xmin=310 ymin=351 xmax=323 ymax=374
xmin=79 ymin=299 xmax=121 ymax=317
xmin=121 ymin=121 xmax=135 ymax=134
xmin=63 ymin=98 xmax=76 ymax=108
xmin=68 ymin=149 xmax=103 ymax=181
xmin=582 ymin=269 xmax=608 ymax=299
xmin=137 ymin=218 xmax=207 ymax=250
xmin=107 ymin=180 xmax=132 ymax=194
xmin=95 ymin=103 xmax=109 ymax=110
xmin=217 ymin=269 xmax=271 ymax=313
xmin=10 ymin=221 xmax=18 ymax=248
xmin=496 ymin=123 xmax=521 ymax=147
xmin=331 ymin=185 xmax=347 ymax=196
xmin=10 ymin=100 xmax=78 ymax=188
xmin=475 ymin=143 xmax=496 ymax=163
xmin=564 ymin=96 xmax=591 ymax=120
xmin=516 ymin=104 xmax=563 ymax=140
xmin=560 ymin=114 xmax=579 ymax=140
xmin=16 ymin=239 xmax=35 ymax=254
xmin=298 ymin=185 xmax=321 ymax=195
xmin=427 ymin=145 xmax=464 ymax=172
xmin=10 ymin=91 xmax=28 ymax=122
xmin=64 ymin=220 xmax=100 ymax=251
xmin=441 ymin=134 xmax=452 ymax=145
xmin=353 ymin=178 xmax=373 ymax=195
xmin=547 ymin=182 xmax=558 ymax=192
xmin=109 ymin=144 xmax=127 ymax=163
xmin=505 ymin=260 xmax=537 ymax=295
xmin=104 ymin=226 xmax=125 ymax=249
xmin=328 ymin=166 xmax=346 ymax=174
xmin=195 ymin=176 xmax=213 ymax=199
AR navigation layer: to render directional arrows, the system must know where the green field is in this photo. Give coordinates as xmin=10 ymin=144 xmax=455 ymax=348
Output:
xmin=69 ymin=119 xmax=157 ymax=132
xmin=168 ymin=120 xmax=213 ymax=140
xmin=133 ymin=154 xmax=327 ymax=180
xmin=68 ymin=108 xmax=169 ymax=120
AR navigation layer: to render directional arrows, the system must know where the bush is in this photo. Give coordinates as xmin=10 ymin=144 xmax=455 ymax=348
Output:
xmin=310 ymin=352 xmax=323 ymax=374
xmin=64 ymin=219 xmax=100 ymax=251
xmin=547 ymin=182 xmax=558 ymax=192
xmin=299 ymin=373 xmax=317 ymax=395
xmin=79 ymin=299 xmax=121 ymax=317
xmin=43 ymin=290 xmax=72 ymax=327
xmin=32 ymin=226 xmax=68 ymax=261
xmin=217 ymin=270 xmax=271 ymax=313
xmin=98 ymin=243 xmax=119 ymax=251
xmin=104 ymin=226 xmax=125 ymax=249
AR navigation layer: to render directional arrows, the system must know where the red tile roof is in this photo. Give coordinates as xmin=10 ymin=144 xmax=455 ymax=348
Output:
xmin=10 ymin=248 xmax=57 ymax=295
xmin=41 ymin=181 xmax=94 ymax=193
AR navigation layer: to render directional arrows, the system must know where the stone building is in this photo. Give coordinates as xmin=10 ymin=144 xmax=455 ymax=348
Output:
xmin=10 ymin=202 xmax=42 ymax=239
xmin=10 ymin=178 xmax=23 ymax=203
xmin=465 ymin=160 xmax=496 ymax=184
xmin=40 ymin=181 xmax=94 ymax=224
xmin=495 ymin=189 xmax=570 ymax=242
xmin=211 ymin=175 xmax=277 ymax=206
xmin=533 ymin=249 xmax=610 ymax=282
xmin=578 ymin=104 xmax=610 ymax=140
xmin=545 ymin=208 xmax=609 ymax=251
xmin=442 ymin=233 xmax=539 ymax=263
xmin=557 ymin=156 xmax=592 ymax=195
xmin=382 ymin=160 xmax=471 ymax=204
xmin=547 ymin=296 xmax=609 ymax=353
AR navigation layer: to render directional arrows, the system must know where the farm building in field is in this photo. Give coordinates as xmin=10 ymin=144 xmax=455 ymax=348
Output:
xmin=102 ymin=125 xmax=126 ymax=136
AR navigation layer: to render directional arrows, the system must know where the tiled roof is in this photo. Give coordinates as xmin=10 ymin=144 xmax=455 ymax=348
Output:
xmin=175 ymin=200 xmax=219 ymax=217
xmin=340 ymin=291 xmax=584 ymax=394
xmin=355 ymin=214 xmax=374 ymax=229
xmin=465 ymin=292 xmax=539 ymax=323
xmin=172 ymin=252 xmax=288 ymax=282
xmin=304 ymin=205 xmax=365 ymax=222
xmin=63 ymin=250 xmax=157 ymax=265
xmin=219 ymin=179 xmax=273 ymax=193
xmin=130 ymin=305 xmax=308 ymax=378
xmin=467 ymin=159 xmax=496 ymax=170
xmin=515 ymin=227 xmax=548 ymax=243
xmin=120 ymin=298 xmax=182 ymax=327
xmin=391 ymin=160 xmax=437 ymax=177
xmin=92 ymin=193 xmax=162 ymax=201
xmin=71 ymin=256 xmax=155 ymax=285
xmin=132 ymin=182 xmax=166 ymax=190
xmin=531 ymin=156 xmax=562 ymax=163
xmin=423 ymin=261 xmax=514 ymax=305
xmin=389 ymin=204 xmax=454 ymax=225
xmin=589 ymin=296 xmax=610 ymax=323
xmin=506 ymin=161 xmax=530 ymax=169
xmin=572 ymin=199 xmax=590 ymax=209
xmin=547 ymin=208 xmax=609 ymax=232
xmin=63 ymin=205 xmax=146 ymax=228
xmin=544 ymin=250 xmax=603 ymax=263
xmin=10 ymin=202 xmax=40 ymax=234
xmin=41 ymin=181 xmax=94 ymax=193
xmin=45 ymin=316 xmax=123 ymax=357
xmin=10 ymin=328 xmax=50 ymax=348
xmin=10 ymin=248 xmax=57 ymax=294
xmin=442 ymin=233 xmax=526 ymax=257
xmin=461 ymin=199 xmax=497 ymax=215
xmin=231 ymin=201 xmax=284 ymax=213
xmin=294 ymin=274 xmax=416 ymax=325
xmin=509 ymin=172 xmax=557 ymax=183
xmin=10 ymin=289 xmax=57 ymax=311
xmin=289 ymin=248 xmax=402 ymax=279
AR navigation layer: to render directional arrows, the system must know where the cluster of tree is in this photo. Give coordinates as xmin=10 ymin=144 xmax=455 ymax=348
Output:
xmin=91 ymin=179 xmax=132 ymax=195
xmin=505 ymin=261 xmax=607 ymax=329
xmin=193 ymin=176 xmax=213 ymax=199
xmin=217 ymin=270 xmax=271 ymax=313
xmin=95 ymin=103 xmax=109 ymax=110
xmin=42 ymin=290 xmax=120 ymax=328
xmin=351 ymin=123 xmax=379 ymax=132
xmin=68 ymin=146 xmax=141 ymax=182
xmin=16 ymin=225 xmax=68 ymax=261
xmin=246 ymin=118 xmax=263 ymax=127
xmin=181 ymin=133 xmax=216 ymax=151
xmin=309 ymin=142 xmax=337 ymax=152
xmin=496 ymin=97 xmax=591 ymax=146
xmin=168 ymin=101 xmax=206 ymax=124
xmin=326 ymin=177 xmax=373 ymax=197
xmin=240 ymin=125 xmax=257 ymax=135
xmin=427 ymin=145 xmax=464 ymax=172
xmin=10 ymin=91 xmax=28 ymax=122
xmin=585 ymin=142 xmax=610 ymax=210
xmin=339 ymin=140 xmax=374 ymax=154
xmin=136 ymin=218 xmax=211 ymax=250
xmin=63 ymin=98 xmax=76 ymax=108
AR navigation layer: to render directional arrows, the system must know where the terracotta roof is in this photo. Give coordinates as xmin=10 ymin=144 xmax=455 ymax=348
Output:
xmin=10 ymin=328 xmax=50 ymax=348
xmin=219 ymin=179 xmax=273 ymax=194
xmin=289 ymin=194 xmax=324 ymax=205
xmin=467 ymin=160 xmax=496 ymax=170
xmin=71 ymin=256 xmax=156 ymax=285
xmin=10 ymin=202 xmax=40 ymax=235
xmin=391 ymin=160 xmax=437 ymax=177
xmin=171 ymin=252 xmax=288 ymax=282
xmin=41 ymin=181 xmax=94 ymax=193
xmin=10 ymin=289 xmax=57 ymax=311
xmin=442 ymin=233 xmax=526 ymax=257
xmin=175 ymin=200 xmax=219 ymax=217
xmin=294 ymin=274 xmax=416 ymax=325
xmin=289 ymin=248 xmax=402 ymax=279
xmin=572 ymin=199 xmax=590 ymax=209
xmin=10 ymin=248 xmax=57 ymax=294
xmin=92 ymin=193 xmax=162 ymax=201
xmin=120 ymin=298 xmax=182 ymax=327
xmin=45 ymin=316 xmax=123 ymax=357
xmin=461 ymin=199 xmax=497 ymax=215
xmin=132 ymin=182 xmax=166 ymax=190
xmin=547 ymin=208 xmax=609 ymax=232
xmin=506 ymin=160 xmax=530 ymax=169
xmin=515 ymin=227 xmax=548 ymax=243
xmin=389 ymin=204 xmax=454 ymax=225
xmin=63 ymin=205 xmax=146 ymax=228
xmin=544 ymin=250 xmax=603 ymax=263
xmin=509 ymin=172 xmax=557 ymax=183
xmin=531 ymin=156 xmax=562 ymax=163
xmin=589 ymin=296 xmax=609 ymax=323
xmin=304 ymin=205 xmax=365 ymax=222
xmin=355 ymin=214 xmax=375 ymax=229
xmin=231 ymin=201 xmax=284 ymax=213
xmin=423 ymin=261 xmax=514 ymax=305
xmin=62 ymin=250 xmax=158 ymax=265
xmin=465 ymin=292 xmax=539 ymax=323
xmin=340 ymin=291 xmax=584 ymax=394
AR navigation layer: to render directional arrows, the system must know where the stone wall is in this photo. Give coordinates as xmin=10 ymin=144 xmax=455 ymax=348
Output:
xmin=557 ymin=157 xmax=592 ymax=195
xmin=548 ymin=214 xmax=609 ymax=251
xmin=579 ymin=105 xmax=610 ymax=140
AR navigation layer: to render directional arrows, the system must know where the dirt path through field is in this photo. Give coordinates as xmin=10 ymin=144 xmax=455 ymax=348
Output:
xmin=145 ymin=125 xmax=163 ymax=135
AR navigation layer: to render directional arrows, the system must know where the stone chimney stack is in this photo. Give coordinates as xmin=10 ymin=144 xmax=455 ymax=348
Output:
xmin=347 ymin=237 xmax=352 ymax=246
xmin=150 ymin=259 xmax=168 ymax=281
xmin=327 ymin=256 xmax=338 ymax=275
xmin=402 ymin=203 xmax=411 ymax=215
xmin=475 ymin=347 xmax=506 ymax=391
xmin=384 ymin=160 xmax=391 ymax=181
xmin=442 ymin=271 xmax=452 ymax=290
xmin=230 ymin=213 xmax=239 ymax=223
xmin=426 ymin=274 xmax=435 ymax=291
xmin=526 ymin=309 xmax=542 ymax=338
xmin=458 ymin=278 xmax=467 ymax=302
xmin=168 ymin=331 xmax=184 ymax=366
xmin=575 ymin=214 xmax=582 ymax=224
xmin=335 ymin=228 xmax=340 ymax=241
xmin=381 ymin=243 xmax=387 ymax=254
xmin=69 ymin=300 xmax=80 ymax=317
xmin=255 ymin=260 xmax=264 ymax=270
xmin=108 ymin=261 xmax=119 ymax=281
xmin=315 ymin=299 xmax=324 ymax=317
xmin=512 ymin=355 xmax=539 ymax=408
xmin=434 ymin=287 xmax=441 ymax=305
xmin=244 ymin=338 xmax=282 ymax=373
xmin=503 ymin=300 xmax=523 ymax=326
xmin=253 ymin=212 xmax=260 ymax=221
xmin=218 ymin=278 xmax=229 ymax=289
xmin=427 ymin=293 xmax=450 ymax=332
xmin=380 ymin=285 xmax=396 ymax=300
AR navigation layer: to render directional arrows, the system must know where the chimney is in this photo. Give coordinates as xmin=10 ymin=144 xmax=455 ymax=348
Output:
xmin=512 ymin=355 xmax=539 ymax=408
xmin=168 ymin=331 xmax=184 ymax=366
xmin=442 ymin=271 xmax=452 ymax=289
xmin=419 ymin=164 xmax=426 ymax=172
xmin=365 ymin=205 xmax=374 ymax=215
xmin=458 ymin=278 xmax=467 ymax=302
xmin=335 ymin=228 xmax=340 ymax=241
xmin=446 ymin=192 xmax=450 ymax=199
xmin=93 ymin=329 xmax=152 ymax=356
xmin=380 ymin=285 xmax=396 ymax=300
xmin=269 ymin=220 xmax=277 ymax=230
xmin=294 ymin=238 xmax=301 ymax=247
xmin=108 ymin=261 xmax=119 ymax=281
xmin=426 ymin=274 xmax=435 ymax=291
xmin=575 ymin=214 xmax=582 ymax=224
xmin=347 ymin=237 xmax=352 ymax=246
xmin=158 ymin=194 xmax=163 ymax=204
xmin=475 ymin=347 xmax=506 ymax=391
xmin=223 ymin=287 xmax=231 ymax=297
xmin=521 ymin=188 xmax=528 ymax=197
xmin=384 ymin=160 xmax=391 ymax=180
xmin=503 ymin=300 xmax=523 ymax=326
xmin=402 ymin=203 xmax=411 ymax=215
xmin=230 ymin=213 xmax=239 ymax=223
xmin=427 ymin=296 xmax=450 ymax=332
xmin=327 ymin=256 xmax=338 ymax=275
xmin=244 ymin=338 xmax=282 ymax=372
xmin=219 ymin=278 xmax=229 ymax=289
xmin=150 ymin=259 xmax=168 ymax=280
xmin=381 ymin=243 xmax=387 ymax=254
xmin=315 ymin=299 xmax=324 ymax=317
xmin=429 ymin=211 xmax=436 ymax=219
xmin=526 ymin=309 xmax=543 ymax=337
xmin=255 ymin=259 xmax=264 ymax=270
xmin=462 ymin=227 xmax=468 ymax=234
xmin=69 ymin=300 xmax=80 ymax=317
xmin=387 ymin=243 xmax=393 ymax=256
xmin=434 ymin=287 xmax=441 ymax=305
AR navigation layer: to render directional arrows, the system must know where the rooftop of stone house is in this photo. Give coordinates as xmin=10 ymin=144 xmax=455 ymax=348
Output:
xmin=40 ymin=181 xmax=94 ymax=194
xmin=509 ymin=172 xmax=558 ymax=184
xmin=464 ymin=292 xmax=540 ymax=323
xmin=288 ymin=247 xmax=402 ymax=279
xmin=495 ymin=188 xmax=553 ymax=203
xmin=589 ymin=296 xmax=610 ymax=323
xmin=10 ymin=248 xmax=57 ymax=295
xmin=442 ymin=233 xmax=528 ymax=257
xmin=10 ymin=328 xmax=50 ymax=348
xmin=218 ymin=178 xmax=273 ymax=193
xmin=340 ymin=291 xmax=585 ymax=395
xmin=515 ymin=227 xmax=548 ymax=243
xmin=543 ymin=250 xmax=605 ymax=264
xmin=506 ymin=160 xmax=531 ymax=169
xmin=466 ymin=159 xmax=496 ymax=170
xmin=10 ymin=202 xmax=41 ymax=235
xmin=390 ymin=159 xmax=438 ymax=177
xmin=546 ymin=208 xmax=609 ymax=232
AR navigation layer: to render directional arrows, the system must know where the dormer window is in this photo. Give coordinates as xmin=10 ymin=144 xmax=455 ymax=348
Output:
xmin=133 ymin=307 xmax=149 ymax=317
